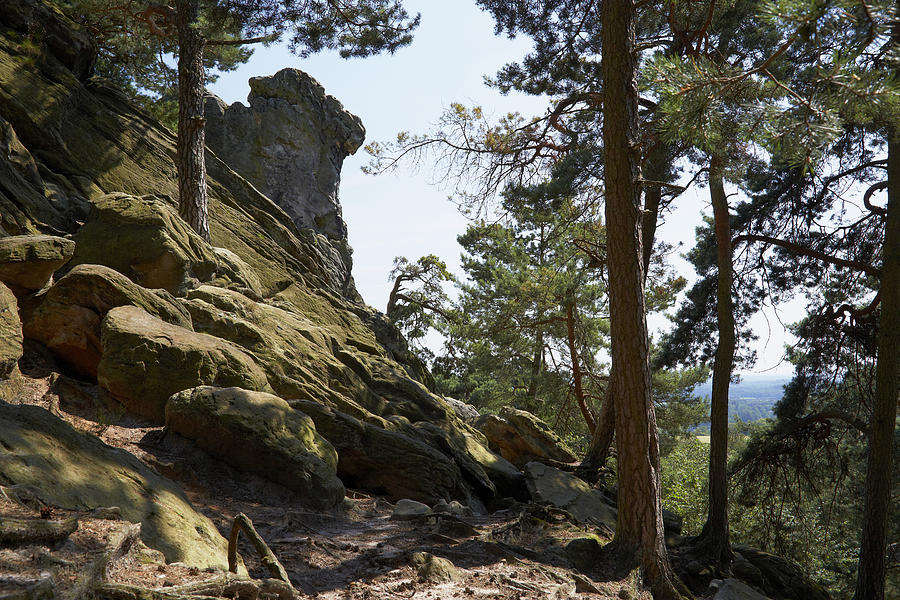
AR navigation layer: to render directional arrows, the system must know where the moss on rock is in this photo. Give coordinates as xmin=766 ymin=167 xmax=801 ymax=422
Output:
xmin=166 ymin=386 xmax=344 ymax=509
xmin=0 ymin=234 xmax=74 ymax=294
xmin=24 ymin=264 xmax=191 ymax=378
xmin=0 ymin=281 xmax=22 ymax=378
xmin=0 ymin=402 xmax=231 ymax=569
xmin=98 ymin=305 xmax=269 ymax=423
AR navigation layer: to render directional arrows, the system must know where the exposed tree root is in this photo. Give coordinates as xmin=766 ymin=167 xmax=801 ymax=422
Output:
xmin=97 ymin=574 xmax=298 ymax=600
xmin=228 ymin=513 xmax=291 ymax=583
xmin=0 ymin=516 xmax=78 ymax=545
xmin=72 ymin=522 xmax=141 ymax=599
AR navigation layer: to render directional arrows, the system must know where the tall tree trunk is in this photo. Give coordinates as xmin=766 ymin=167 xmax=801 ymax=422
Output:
xmin=601 ymin=1 xmax=684 ymax=598
xmin=176 ymin=0 xmax=210 ymax=242
xmin=565 ymin=299 xmax=595 ymax=433
xmin=695 ymin=155 xmax=734 ymax=567
xmin=641 ymin=141 xmax=671 ymax=279
xmin=854 ymin=126 xmax=900 ymax=600
xmin=580 ymin=135 xmax=671 ymax=473
xmin=526 ymin=327 xmax=544 ymax=412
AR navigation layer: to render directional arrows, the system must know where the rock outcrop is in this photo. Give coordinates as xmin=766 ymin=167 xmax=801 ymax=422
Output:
xmin=0 ymin=234 xmax=74 ymax=295
xmin=98 ymin=306 xmax=270 ymax=422
xmin=476 ymin=406 xmax=578 ymax=467
xmin=205 ymin=69 xmax=364 ymax=245
xmin=0 ymin=281 xmax=22 ymax=378
xmin=523 ymin=462 xmax=617 ymax=528
xmin=0 ymin=0 xmax=521 ymax=561
xmin=166 ymin=386 xmax=345 ymax=509
xmin=0 ymin=402 xmax=231 ymax=569
xmin=290 ymin=398 xmax=466 ymax=505
xmin=70 ymin=193 xmax=219 ymax=295
xmin=24 ymin=263 xmax=191 ymax=377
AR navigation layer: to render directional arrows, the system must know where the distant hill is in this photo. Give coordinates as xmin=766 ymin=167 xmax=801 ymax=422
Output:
xmin=694 ymin=373 xmax=792 ymax=423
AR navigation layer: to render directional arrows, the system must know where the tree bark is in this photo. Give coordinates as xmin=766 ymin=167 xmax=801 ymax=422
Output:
xmin=854 ymin=126 xmax=900 ymax=600
xmin=601 ymin=1 xmax=684 ymax=598
xmin=580 ymin=124 xmax=671 ymax=473
xmin=176 ymin=0 xmax=210 ymax=242
xmin=695 ymin=155 xmax=733 ymax=567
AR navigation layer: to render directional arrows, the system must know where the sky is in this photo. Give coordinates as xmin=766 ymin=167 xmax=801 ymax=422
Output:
xmin=207 ymin=0 xmax=801 ymax=377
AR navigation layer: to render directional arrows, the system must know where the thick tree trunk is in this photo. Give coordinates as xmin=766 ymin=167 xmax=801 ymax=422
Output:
xmin=695 ymin=155 xmax=733 ymax=567
xmin=565 ymin=300 xmax=595 ymax=433
xmin=601 ymin=1 xmax=683 ymax=598
xmin=176 ymin=0 xmax=210 ymax=242
xmin=854 ymin=127 xmax=900 ymax=600
xmin=580 ymin=133 xmax=670 ymax=473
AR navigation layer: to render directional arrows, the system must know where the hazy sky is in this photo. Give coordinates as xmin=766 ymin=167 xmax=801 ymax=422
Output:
xmin=208 ymin=0 xmax=800 ymax=376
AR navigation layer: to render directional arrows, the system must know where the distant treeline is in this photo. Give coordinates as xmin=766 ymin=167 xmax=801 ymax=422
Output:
xmin=694 ymin=375 xmax=790 ymax=424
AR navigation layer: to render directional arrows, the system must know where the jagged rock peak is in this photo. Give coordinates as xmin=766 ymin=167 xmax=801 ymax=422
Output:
xmin=205 ymin=68 xmax=365 ymax=246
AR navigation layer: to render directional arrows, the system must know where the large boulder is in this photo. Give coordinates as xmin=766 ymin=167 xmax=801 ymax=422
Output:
xmin=165 ymin=386 xmax=344 ymax=509
xmin=0 ymin=402 xmax=230 ymax=569
xmin=205 ymin=68 xmax=365 ymax=244
xmin=413 ymin=421 xmax=528 ymax=502
xmin=98 ymin=305 xmax=269 ymax=423
xmin=476 ymin=406 xmax=578 ymax=467
xmin=523 ymin=462 xmax=617 ymax=528
xmin=0 ymin=281 xmax=22 ymax=378
xmin=709 ymin=579 xmax=772 ymax=600
xmin=71 ymin=194 xmax=219 ymax=295
xmin=181 ymin=285 xmax=440 ymax=423
xmin=731 ymin=545 xmax=830 ymax=600
xmin=180 ymin=284 xmax=520 ymax=505
xmin=290 ymin=399 xmax=466 ymax=505
xmin=1 ymin=6 xmax=360 ymax=300
xmin=24 ymin=264 xmax=192 ymax=378
xmin=0 ymin=234 xmax=74 ymax=294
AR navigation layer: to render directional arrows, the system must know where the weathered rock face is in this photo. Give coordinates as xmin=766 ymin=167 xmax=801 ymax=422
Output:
xmin=476 ymin=406 xmax=578 ymax=467
xmin=523 ymin=462 xmax=617 ymax=528
xmin=0 ymin=234 xmax=74 ymax=294
xmin=0 ymin=281 xmax=22 ymax=378
xmin=71 ymin=193 xmax=219 ymax=295
xmin=0 ymin=0 xmax=521 ymax=515
xmin=0 ymin=402 xmax=231 ymax=569
xmin=524 ymin=462 xmax=683 ymax=537
xmin=24 ymin=264 xmax=192 ymax=377
xmin=445 ymin=397 xmax=480 ymax=423
xmin=290 ymin=398 xmax=465 ymax=505
xmin=205 ymin=68 xmax=365 ymax=246
xmin=98 ymin=306 xmax=270 ymax=422
xmin=166 ymin=386 xmax=344 ymax=509
xmin=730 ymin=545 xmax=831 ymax=600
xmin=0 ymin=0 xmax=95 ymax=82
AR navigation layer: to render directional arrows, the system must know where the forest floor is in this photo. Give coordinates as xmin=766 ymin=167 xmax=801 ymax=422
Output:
xmin=2 ymin=351 xmax=658 ymax=600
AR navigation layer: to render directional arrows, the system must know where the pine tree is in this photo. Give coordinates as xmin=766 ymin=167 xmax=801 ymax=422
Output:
xmin=59 ymin=0 xmax=419 ymax=240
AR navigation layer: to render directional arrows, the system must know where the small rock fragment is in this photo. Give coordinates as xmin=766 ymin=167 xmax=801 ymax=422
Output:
xmin=390 ymin=499 xmax=431 ymax=521
xmin=410 ymin=551 xmax=458 ymax=583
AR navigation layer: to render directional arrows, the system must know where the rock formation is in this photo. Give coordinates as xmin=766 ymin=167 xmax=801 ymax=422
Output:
xmin=0 ymin=0 xmax=518 ymax=568
xmin=205 ymin=68 xmax=364 ymax=282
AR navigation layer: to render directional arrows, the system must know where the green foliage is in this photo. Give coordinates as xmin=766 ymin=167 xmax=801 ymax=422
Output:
xmin=52 ymin=0 xmax=419 ymax=129
xmin=729 ymin=371 xmax=899 ymax=597
xmin=386 ymin=254 xmax=455 ymax=355
xmin=52 ymin=0 xmax=253 ymax=128
xmin=434 ymin=192 xmax=608 ymax=433
xmin=652 ymin=365 xmax=710 ymax=456
xmin=660 ymin=437 xmax=709 ymax=536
